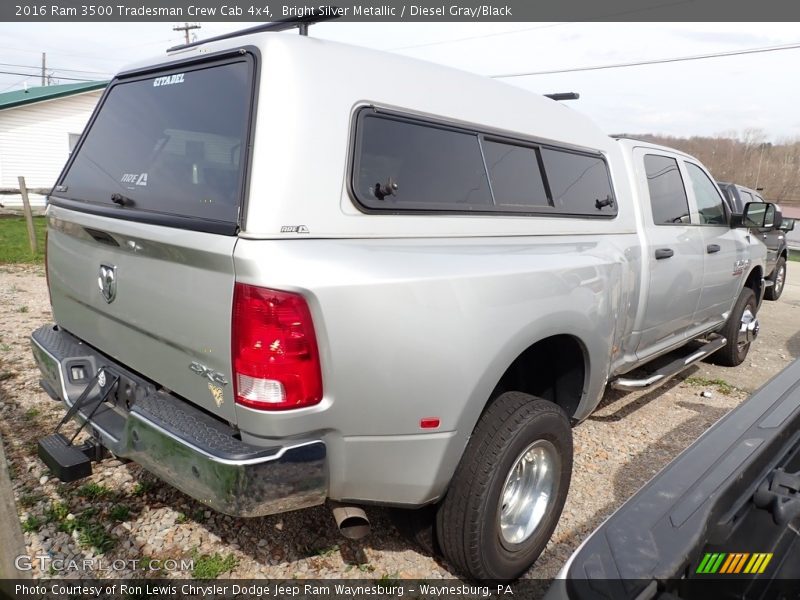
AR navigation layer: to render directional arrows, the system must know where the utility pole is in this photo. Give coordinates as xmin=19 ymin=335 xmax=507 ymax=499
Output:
xmin=41 ymin=52 xmax=46 ymax=86
xmin=755 ymin=143 xmax=768 ymax=190
xmin=173 ymin=22 xmax=201 ymax=45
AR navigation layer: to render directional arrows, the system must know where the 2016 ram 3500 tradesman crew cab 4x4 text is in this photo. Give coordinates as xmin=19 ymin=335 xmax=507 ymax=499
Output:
xmin=31 ymin=22 xmax=772 ymax=580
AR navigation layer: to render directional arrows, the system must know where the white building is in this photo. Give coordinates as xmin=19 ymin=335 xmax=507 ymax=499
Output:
xmin=0 ymin=81 xmax=106 ymax=210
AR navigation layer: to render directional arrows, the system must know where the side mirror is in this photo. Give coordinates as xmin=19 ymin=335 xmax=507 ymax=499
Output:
xmin=737 ymin=202 xmax=776 ymax=228
xmin=779 ymin=218 xmax=795 ymax=232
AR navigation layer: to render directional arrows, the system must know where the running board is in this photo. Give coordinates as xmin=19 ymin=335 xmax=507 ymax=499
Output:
xmin=610 ymin=336 xmax=727 ymax=393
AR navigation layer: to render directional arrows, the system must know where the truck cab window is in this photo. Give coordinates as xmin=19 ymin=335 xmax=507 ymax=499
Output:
xmin=685 ymin=162 xmax=727 ymax=225
xmin=643 ymin=154 xmax=690 ymax=225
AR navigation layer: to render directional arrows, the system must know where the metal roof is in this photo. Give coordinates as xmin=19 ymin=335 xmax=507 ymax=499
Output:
xmin=0 ymin=81 xmax=107 ymax=111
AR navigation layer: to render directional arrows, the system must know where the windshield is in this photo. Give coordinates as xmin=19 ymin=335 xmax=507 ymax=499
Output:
xmin=57 ymin=59 xmax=252 ymax=226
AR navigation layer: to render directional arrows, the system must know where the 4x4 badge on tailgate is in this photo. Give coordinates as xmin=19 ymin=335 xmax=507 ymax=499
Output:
xmin=189 ymin=361 xmax=229 ymax=386
xmin=98 ymin=264 xmax=117 ymax=303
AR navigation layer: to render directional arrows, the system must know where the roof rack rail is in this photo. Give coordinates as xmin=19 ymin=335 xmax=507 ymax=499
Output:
xmin=167 ymin=8 xmax=340 ymax=52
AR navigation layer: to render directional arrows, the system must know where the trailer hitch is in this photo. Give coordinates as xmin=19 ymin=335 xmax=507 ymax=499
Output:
xmin=37 ymin=367 xmax=119 ymax=482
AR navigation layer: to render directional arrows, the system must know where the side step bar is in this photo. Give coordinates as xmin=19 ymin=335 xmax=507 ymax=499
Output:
xmin=610 ymin=336 xmax=727 ymax=393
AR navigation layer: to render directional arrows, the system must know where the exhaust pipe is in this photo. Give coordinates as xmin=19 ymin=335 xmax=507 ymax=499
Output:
xmin=330 ymin=502 xmax=370 ymax=540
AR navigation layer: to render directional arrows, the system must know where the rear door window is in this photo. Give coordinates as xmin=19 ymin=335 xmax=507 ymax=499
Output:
xmin=56 ymin=59 xmax=253 ymax=229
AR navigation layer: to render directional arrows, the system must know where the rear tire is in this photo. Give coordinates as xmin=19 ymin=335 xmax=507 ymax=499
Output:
xmin=712 ymin=287 xmax=758 ymax=367
xmin=436 ymin=392 xmax=572 ymax=580
xmin=764 ymin=257 xmax=786 ymax=301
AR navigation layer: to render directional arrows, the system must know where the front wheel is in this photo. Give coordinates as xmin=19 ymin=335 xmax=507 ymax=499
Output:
xmin=436 ymin=392 xmax=572 ymax=580
xmin=712 ymin=287 xmax=758 ymax=367
xmin=764 ymin=257 xmax=787 ymax=301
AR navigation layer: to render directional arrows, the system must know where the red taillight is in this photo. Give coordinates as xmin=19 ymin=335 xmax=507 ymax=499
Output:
xmin=232 ymin=283 xmax=322 ymax=411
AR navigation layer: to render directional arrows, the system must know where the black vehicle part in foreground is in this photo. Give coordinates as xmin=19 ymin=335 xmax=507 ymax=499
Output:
xmin=547 ymin=359 xmax=800 ymax=600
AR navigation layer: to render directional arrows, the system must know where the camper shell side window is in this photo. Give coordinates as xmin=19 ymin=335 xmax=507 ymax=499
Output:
xmin=350 ymin=108 xmax=617 ymax=218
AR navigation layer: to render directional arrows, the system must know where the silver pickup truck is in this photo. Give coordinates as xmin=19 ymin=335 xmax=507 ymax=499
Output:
xmin=31 ymin=20 xmax=772 ymax=580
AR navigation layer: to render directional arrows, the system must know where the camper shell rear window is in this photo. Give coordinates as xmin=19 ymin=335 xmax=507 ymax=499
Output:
xmin=52 ymin=54 xmax=256 ymax=234
xmin=351 ymin=109 xmax=617 ymax=218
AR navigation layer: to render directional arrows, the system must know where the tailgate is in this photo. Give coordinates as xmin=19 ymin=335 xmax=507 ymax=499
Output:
xmin=44 ymin=51 xmax=257 ymax=425
xmin=47 ymin=207 xmax=239 ymax=422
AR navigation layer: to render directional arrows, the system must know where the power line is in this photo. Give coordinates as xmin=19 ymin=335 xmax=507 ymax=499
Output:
xmin=386 ymin=23 xmax=568 ymax=52
xmin=0 ymin=44 xmax=122 ymax=64
xmin=386 ymin=0 xmax=695 ymax=53
xmin=0 ymin=69 xmax=95 ymax=82
xmin=0 ymin=62 xmax=112 ymax=76
xmin=0 ymin=75 xmax=34 ymax=93
xmin=491 ymin=40 xmax=800 ymax=79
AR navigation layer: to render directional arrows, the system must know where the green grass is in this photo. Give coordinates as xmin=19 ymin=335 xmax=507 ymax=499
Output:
xmin=21 ymin=515 xmax=42 ymax=533
xmin=77 ymin=521 xmax=117 ymax=553
xmin=18 ymin=492 xmax=44 ymax=508
xmin=44 ymin=500 xmax=69 ymax=523
xmin=192 ymin=552 xmax=238 ymax=579
xmin=109 ymin=505 xmax=130 ymax=522
xmin=789 ymin=249 xmax=800 ymax=262
xmin=58 ymin=507 xmax=117 ymax=554
xmin=316 ymin=545 xmax=339 ymax=558
xmin=190 ymin=509 xmax=206 ymax=522
xmin=77 ymin=482 xmax=113 ymax=499
xmin=0 ymin=216 xmax=46 ymax=264
xmin=685 ymin=376 xmax=736 ymax=396
xmin=132 ymin=479 xmax=156 ymax=496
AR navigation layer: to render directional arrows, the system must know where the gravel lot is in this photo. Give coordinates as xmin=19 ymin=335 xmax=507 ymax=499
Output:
xmin=1 ymin=263 xmax=799 ymax=581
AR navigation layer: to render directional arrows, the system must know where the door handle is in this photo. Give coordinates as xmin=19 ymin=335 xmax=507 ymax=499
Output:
xmin=655 ymin=248 xmax=674 ymax=259
xmin=707 ymin=244 xmax=721 ymax=254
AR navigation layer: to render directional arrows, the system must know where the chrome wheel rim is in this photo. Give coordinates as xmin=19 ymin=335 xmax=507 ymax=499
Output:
xmin=775 ymin=266 xmax=785 ymax=294
xmin=737 ymin=307 xmax=759 ymax=349
xmin=499 ymin=440 xmax=559 ymax=545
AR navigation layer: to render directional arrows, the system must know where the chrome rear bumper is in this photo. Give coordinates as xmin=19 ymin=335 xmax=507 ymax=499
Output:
xmin=31 ymin=324 xmax=327 ymax=517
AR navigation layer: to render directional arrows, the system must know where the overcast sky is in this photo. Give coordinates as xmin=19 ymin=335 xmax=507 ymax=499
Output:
xmin=1 ymin=22 xmax=798 ymax=141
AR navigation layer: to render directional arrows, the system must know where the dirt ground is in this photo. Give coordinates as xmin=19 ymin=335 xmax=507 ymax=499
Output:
xmin=0 ymin=263 xmax=798 ymax=582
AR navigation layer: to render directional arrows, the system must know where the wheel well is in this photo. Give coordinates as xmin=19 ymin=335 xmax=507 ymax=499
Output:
xmin=780 ymin=248 xmax=788 ymax=261
xmin=744 ymin=266 xmax=763 ymax=300
xmin=490 ymin=335 xmax=586 ymax=420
